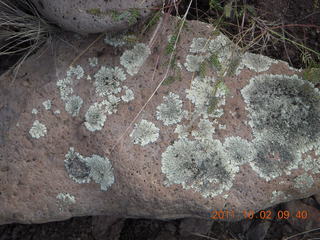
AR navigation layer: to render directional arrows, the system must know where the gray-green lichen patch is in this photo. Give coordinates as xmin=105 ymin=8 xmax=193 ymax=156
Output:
xmin=191 ymin=118 xmax=216 ymax=140
xmin=241 ymin=74 xmax=320 ymax=180
xmin=85 ymin=155 xmax=114 ymax=191
xmin=67 ymin=65 xmax=84 ymax=80
xmin=299 ymin=156 xmax=320 ymax=174
xmin=161 ymin=138 xmax=239 ymax=198
xmin=174 ymin=124 xmax=189 ymax=139
xmin=54 ymin=109 xmax=61 ymax=115
xmin=120 ymin=43 xmax=151 ymax=76
xmin=29 ymin=120 xmax=47 ymax=139
xmin=156 ymin=92 xmax=187 ymax=126
xmin=186 ymin=76 xmax=227 ymax=118
xmin=84 ymin=102 xmax=107 ymax=132
xmin=88 ymin=57 xmax=98 ymax=67
xmin=235 ymin=52 xmax=278 ymax=75
xmin=130 ymin=119 xmax=159 ymax=146
xmin=56 ymin=192 xmax=76 ymax=205
xmin=190 ymin=38 xmax=210 ymax=53
xmin=57 ymin=77 xmax=74 ymax=101
xmin=65 ymin=95 xmax=83 ymax=117
xmin=121 ymin=87 xmax=134 ymax=102
xmin=104 ymin=33 xmax=137 ymax=48
xmin=294 ymin=173 xmax=314 ymax=192
xmin=64 ymin=148 xmax=115 ymax=191
xmin=42 ymin=100 xmax=52 ymax=110
xmin=184 ymin=55 xmax=205 ymax=72
xmin=64 ymin=147 xmax=91 ymax=184
xmin=271 ymin=190 xmax=289 ymax=203
xmin=224 ymin=136 xmax=255 ymax=165
xmin=94 ymin=66 xmax=126 ymax=97
xmin=31 ymin=108 xmax=38 ymax=115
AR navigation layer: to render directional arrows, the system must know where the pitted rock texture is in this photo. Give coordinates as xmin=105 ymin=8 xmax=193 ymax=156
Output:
xmin=30 ymin=0 xmax=163 ymax=34
xmin=0 ymin=16 xmax=319 ymax=224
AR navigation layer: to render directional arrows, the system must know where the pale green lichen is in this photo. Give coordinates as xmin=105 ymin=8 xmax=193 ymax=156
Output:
xmin=241 ymin=74 xmax=320 ymax=180
xmin=190 ymin=38 xmax=209 ymax=53
xmin=84 ymin=103 xmax=107 ymax=132
xmin=29 ymin=120 xmax=47 ymax=139
xmin=57 ymin=77 xmax=73 ymax=101
xmin=88 ymin=57 xmax=98 ymax=67
xmin=56 ymin=193 xmax=76 ymax=204
xmin=271 ymin=190 xmax=289 ymax=203
xmin=130 ymin=119 xmax=159 ymax=146
xmin=161 ymin=138 xmax=239 ymax=198
xmin=294 ymin=173 xmax=314 ymax=192
xmin=54 ymin=110 xmax=61 ymax=115
xmin=85 ymin=155 xmax=114 ymax=191
xmin=299 ymin=155 xmax=320 ymax=174
xmin=67 ymin=65 xmax=84 ymax=80
xmin=235 ymin=52 xmax=278 ymax=75
xmin=42 ymin=100 xmax=51 ymax=110
xmin=224 ymin=136 xmax=255 ymax=165
xmin=156 ymin=92 xmax=186 ymax=126
xmin=104 ymin=34 xmax=127 ymax=47
xmin=94 ymin=66 xmax=126 ymax=97
xmin=65 ymin=95 xmax=83 ymax=117
xmin=31 ymin=108 xmax=38 ymax=115
xmin=101 ymin=95 xmax=121 ymax=115
xmin=120 ymin=43 xmax=151 ymax=76
xmin=64 ymin=148 xmax=115 ymax=191
xmin=174 ymin=124 xmax=189 ymax=139
xmin=184 ymin=55 xmax=205 ymax=72
xmin=191 ymin=118 xmax=215 ymax=140
xmin=121 ymin=87 xmax=135 ymax=102
xmin=64 ymin=147 xmax=91 ymax=184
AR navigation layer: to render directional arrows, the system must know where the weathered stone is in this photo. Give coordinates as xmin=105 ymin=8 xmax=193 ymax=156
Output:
xmin=0 ymin=16 xmax=319 ymax=224
xmin=30 ymin=0 xmax=163 ymax=34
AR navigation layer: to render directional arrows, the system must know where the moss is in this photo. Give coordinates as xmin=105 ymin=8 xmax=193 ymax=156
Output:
xmin=162 ymin=76 xmax=176 ymax=85
xmin=302 ymin=67 xmax=320 ymax=85
xmin=86 ymin=8 xmax=103 ymax=16
xmin=29 ymin=120 xmax=47 ymax=139
xmin=130 ymin=119 xmax=159 ymax=146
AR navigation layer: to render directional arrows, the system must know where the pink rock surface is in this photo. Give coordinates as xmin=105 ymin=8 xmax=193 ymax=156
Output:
xmin=0 ymin=17 xmax=319 ymax=224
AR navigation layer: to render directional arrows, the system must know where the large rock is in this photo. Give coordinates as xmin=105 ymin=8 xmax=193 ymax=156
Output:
xmin=1 ymin=16 xmax=320 ymax=224
xmin=31 ymin=0 xmax=163 ymax=34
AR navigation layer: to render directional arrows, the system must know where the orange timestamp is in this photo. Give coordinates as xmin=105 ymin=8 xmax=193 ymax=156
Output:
xmin=209 ymin=209 xmax=309 ymax=220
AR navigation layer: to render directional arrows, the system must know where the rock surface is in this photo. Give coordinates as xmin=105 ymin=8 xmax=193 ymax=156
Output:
xmin=1 ymin=16 xmax=320 ymax=224
xmin=31 ymin=0 xmax=163 ymax=34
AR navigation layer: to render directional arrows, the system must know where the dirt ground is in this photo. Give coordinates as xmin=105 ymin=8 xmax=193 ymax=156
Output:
xmin=1 ymin=0 xmax=320 ymax=239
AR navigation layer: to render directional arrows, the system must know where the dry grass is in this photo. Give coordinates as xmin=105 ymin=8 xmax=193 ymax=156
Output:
xmin=0 ymin=0 xmax=57 ymax=78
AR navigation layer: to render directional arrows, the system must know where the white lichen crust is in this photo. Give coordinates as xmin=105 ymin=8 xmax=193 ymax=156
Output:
xmin=64 ymin=148 xmax=115 ymax=191
xmin=121 ymin=87 xmax=135 ymax=102
xmin=120 ymin=43 xmax=151 ymax=76
xmin=130 ymin=119 xmax=160 ymax=146
xmin=161 ymin=138 xmax=239 ymax=198
xmin=42 ymin=100 xmax=52 ymax=110
xmin=294 ymin=173 xmax=314 ymax=192
xmin=65 ymin=95 xmax=83 ymax=117
xmin=88 ymin=57 xmax=98 ymax=67
xmin=94 ymin=66 xmax=126 ymax=97
xmin=241 ymin=74 xmax=320 ymax=181
xmin=184 ymin=55 xmax=205 ymax=72
xmin=156 ymin=92 xmax=186 ymax=126
xmin=84 ymin=103 xmax=107 ymax=132
xmin=29 ymin=120 xmax=47 ymax=139
xmin=56 ymin=193 xmax=76 ymax=204
xmin=85 ymin=155 xmax=114 ymax=191
xmin=31 ymin=108 xmax=38 ymax=115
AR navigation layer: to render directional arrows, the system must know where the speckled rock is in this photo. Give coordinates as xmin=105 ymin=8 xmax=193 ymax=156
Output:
xmin=1 ymin=16 xmax=319 ymax=224
xmin=30 ymin=0 xmax=163 ymax=34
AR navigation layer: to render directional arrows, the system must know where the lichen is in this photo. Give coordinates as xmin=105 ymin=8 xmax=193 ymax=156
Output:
xmin=64 ymin=147 xmax=91 ymax=184
xmin=121 ymin=87 xmax=135 ymax=102
xmin=241 ymin=74 xmax=320 ymax=180
xmin=29 ymin=120 xmax=47 ymax=139
xmin=156 ymin=92 xmax=186 ymax=126
xmin=174 ymin=124 xmax=189 ymax=139
xmin=54 ymin=110 xmax=61 ymax=115
xmin=104 ymin=34 xmax=127 ymax=47
xmin=65 ymin=95 xmax=83 ymax=117
xmin=88 ymin=57 xmax=98 ymax=67
xmin=224 ymin=136 xmax=255 ymax=165
xmin=191 ymin=118 xmax=215 ymax=140
xmin=130 ymin=119 xmax=159 ymax=146
xmin=85 ymin=155 xmax=114 ymax=191
xmin=120 ymin=43 xmax=151 ymax=76
xmin=56 ymin=193 xmax=76 ymax=205
xmin=235 ymin=52 xmax=278 ymax=75
xmin=190 ymin=38 xmax=209 ymax=53
xmin=67 ymin=65 xmax=84 ymax=80
xmin=64 ymin=148 xmax=115 ymax=191
xmin=300 ymin=155 xmax=320 ymax=174
xmin=84 ymin=103 xmax=107 ymax=132
xmin=31 ymin=108 xmax=38 ymax=115
xmin=94 ymin=66 xmax=126 ymax=97
xmin=184 ymin=55 xmax=205 ymax=72
xmin=42 ymin=100 xmax=51 ymax=110
xmin=294 ymin=173 xmax=314 ymax=192
xmin=57 ymin=77 xmax=73 ymax=101
xmin=161 ymin=138 xmax=239 ymax=197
